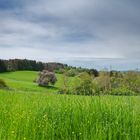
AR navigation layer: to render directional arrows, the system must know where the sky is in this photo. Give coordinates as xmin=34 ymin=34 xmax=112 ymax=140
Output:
xmin=0 ymin=0 xmax=140 ymax=70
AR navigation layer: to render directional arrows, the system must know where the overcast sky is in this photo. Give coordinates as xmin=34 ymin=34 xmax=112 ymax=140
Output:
xmin=0 ymin=0 xmax=140 ymax=70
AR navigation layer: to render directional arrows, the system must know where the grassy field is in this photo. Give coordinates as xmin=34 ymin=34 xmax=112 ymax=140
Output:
xmin=0 ymin=71 xmax=140 ymax=140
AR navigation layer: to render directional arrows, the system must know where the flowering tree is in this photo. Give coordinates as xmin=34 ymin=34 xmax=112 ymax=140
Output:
xmin=37 ymin=70 xmax=57 ymax=87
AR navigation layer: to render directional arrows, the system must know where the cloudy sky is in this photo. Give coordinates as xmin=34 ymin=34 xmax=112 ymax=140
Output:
xmin=0 ymin=0 xmax=140 ymax=70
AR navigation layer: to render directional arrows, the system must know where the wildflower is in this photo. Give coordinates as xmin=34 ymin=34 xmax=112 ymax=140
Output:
xmin=72 ymin=132 xmax=75 ymax=134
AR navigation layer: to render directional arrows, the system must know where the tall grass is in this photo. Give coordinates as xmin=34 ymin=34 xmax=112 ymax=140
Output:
xmin=0 ymin=71 xmax=140 ymax=140
xmin=0 ymin=90 xmax=140 ymax=140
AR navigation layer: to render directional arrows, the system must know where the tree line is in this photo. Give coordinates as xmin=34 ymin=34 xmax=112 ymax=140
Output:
xmin=0 ymin=59 xmax=67 ymax=73
xmin=0 ymin=59 xmax=99 ymax=77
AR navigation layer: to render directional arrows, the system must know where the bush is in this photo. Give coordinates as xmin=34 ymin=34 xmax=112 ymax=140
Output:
xmin=94 ymin=72 xmax=111 ymax=94
xmin=66 ymin=69 xmax=78 ymax=77
xmin=123 ymin=71 xmax=140 ymax=93
xmin=88 ymin=69 xmax=99 ymax=77
xmin=55 ymin=69 xmax=65 ymax=74
xmin=109 ymin=87 xmax=136 ymax=96
xmin=72 ymin=72 xmax=98 ymax=96
xmin=73 ymin=80 xmax=96 ymax=95
xmin=37 ymin=70 xmax=57 ymax=87
xmin=57 ymin=88 xmax=71 ymax=94
xmin=0 ymin=79 xmax=8 ymax=88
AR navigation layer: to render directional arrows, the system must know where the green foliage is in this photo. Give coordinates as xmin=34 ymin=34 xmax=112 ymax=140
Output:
xmin=0 ymin=79 xmax=7 ymax=88
xmin=66 ymin=69 xmax=79 ymax=77
xmin=94 ymin=71 xmax=111 ymax=94
xmin=54 ymin=68 xmax=65 ymax=74
xmin=123 ymin=71 xmax=140 ymax=93
xmin=44 ymin=62 xmax=66 ymax=72
xmin=57 ymin=88 xmax=71 ymax=94
xmin=110 ymin=87 xmax=136 ymax=96
xmin=109 ymin=71 xmax=140 ymax=95
xmin=0 ymin=59 xmax=7 ymax=72
xmin=88 ymin=68 xmax=99 ymax=77
xmin=75 ymin=70 xmax=140 ymax=96
xmin=73 ymin=80 xmax=95 ymax=95
xmin=73 ymin=72 xmax=97 ymax=95
xmin=0 ymin=59 xmax=69 ymax=72
xmin=6 ymin=59 xmax=44 ymax=71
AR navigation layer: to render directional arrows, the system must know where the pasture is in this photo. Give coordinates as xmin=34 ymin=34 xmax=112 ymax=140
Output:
xmin=0 ymin=71 xmax=140 ymax=140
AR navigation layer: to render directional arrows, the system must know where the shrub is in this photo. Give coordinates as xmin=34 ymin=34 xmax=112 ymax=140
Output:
xmin=57 ymin=88 xmax=71 ymax=94
xmin=94 ymin=72 xmax=111 ymax=94
xmin=66 ymin=69 xmax=78 ymax=77
xmin=109 ymin=87 xmax=136 ymax=96
xmin=73 ymin=72 xmax=98 ymax=96
xmin=123 ymin=71 xmax=140 ymax=93
xmin=37 ymin=70 xmax=57 ymax=87
xmin=55 ymin=69 xmax=65 ymax=74
xmin=0 ymin=79 xmax=8 ymax=88
xmin=88 ymin=69 xmax=99 ymax=77
xmin=73 ymin=80 xmax=96 ymax=95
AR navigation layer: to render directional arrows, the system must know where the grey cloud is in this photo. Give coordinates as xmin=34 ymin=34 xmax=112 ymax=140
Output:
xmin=0 ymin=0 xmax=140 ymax=65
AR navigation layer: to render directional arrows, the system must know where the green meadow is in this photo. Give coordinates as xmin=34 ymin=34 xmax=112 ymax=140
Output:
xmin=0 ymin=71 xmax=140 ymax=140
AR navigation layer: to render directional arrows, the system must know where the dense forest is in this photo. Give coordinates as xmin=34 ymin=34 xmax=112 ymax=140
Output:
xmin=0 ymin=59 xmax=67 ymax=72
